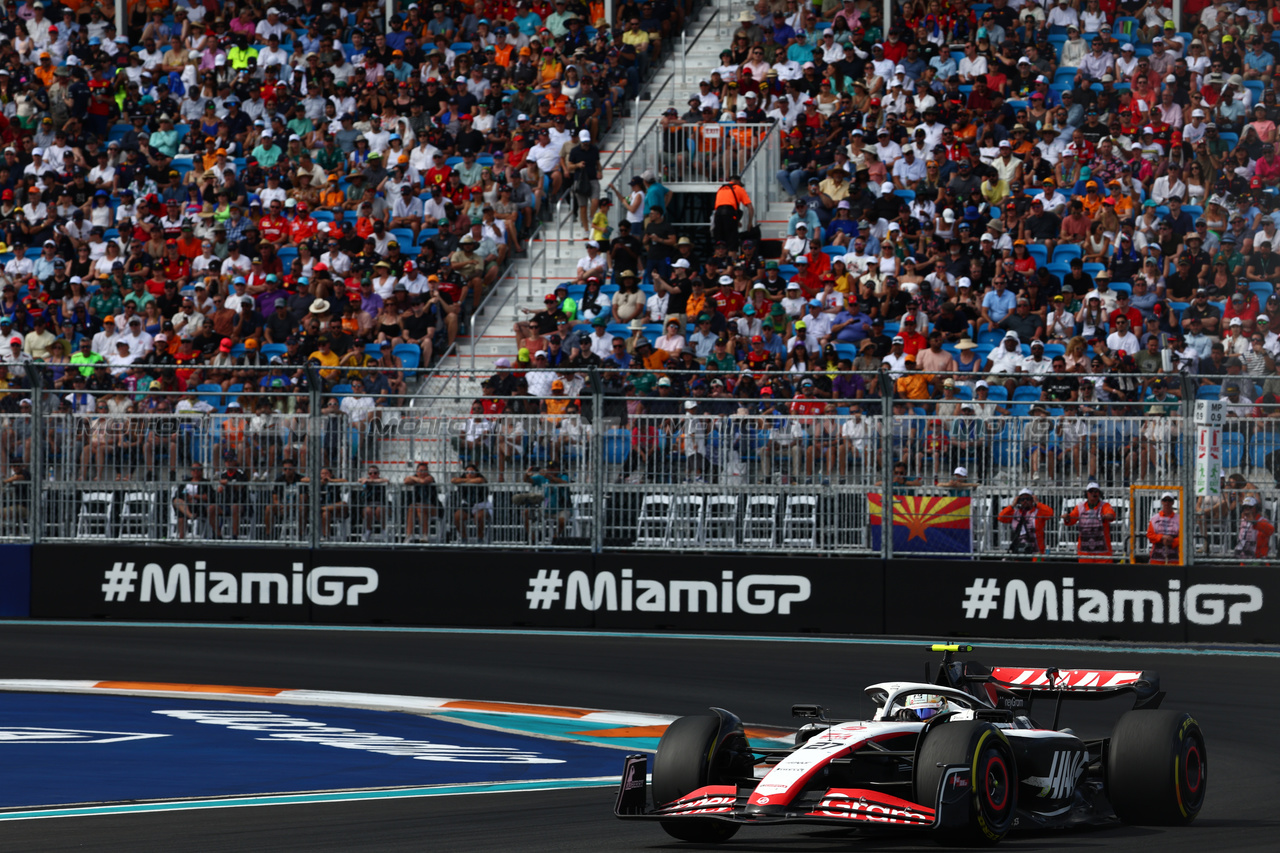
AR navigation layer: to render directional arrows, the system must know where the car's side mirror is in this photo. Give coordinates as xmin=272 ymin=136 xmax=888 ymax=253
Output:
xmin=791 ymin=704 xmax=827 ymax=720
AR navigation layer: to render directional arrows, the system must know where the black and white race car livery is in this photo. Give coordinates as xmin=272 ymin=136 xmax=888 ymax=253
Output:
xmin=615 ymin=645 xmax=1206 ymax=844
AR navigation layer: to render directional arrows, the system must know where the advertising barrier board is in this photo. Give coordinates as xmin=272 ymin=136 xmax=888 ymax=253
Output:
xmin=0 ymin=544 xmax=30 ymax=618
xmin=18 ymin=547 xmax=1278 ymax=645
xmin=884 ymin=561 xmax=1275 ymax=645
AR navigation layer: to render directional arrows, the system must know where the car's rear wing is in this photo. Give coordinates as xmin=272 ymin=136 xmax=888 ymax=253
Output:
xmin=929 ymin=646 xmax=1163 ymax=711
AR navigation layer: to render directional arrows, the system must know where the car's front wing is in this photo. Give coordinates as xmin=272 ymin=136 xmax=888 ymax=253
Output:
xmin=614 ymin=754 xmax=975 ymax=831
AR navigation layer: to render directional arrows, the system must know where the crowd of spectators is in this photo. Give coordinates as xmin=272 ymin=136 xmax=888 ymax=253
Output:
xmin=0 ymin=0 xmax=689 ymax=505
xmin=487 ymin=1 xmax=1280 ymax=504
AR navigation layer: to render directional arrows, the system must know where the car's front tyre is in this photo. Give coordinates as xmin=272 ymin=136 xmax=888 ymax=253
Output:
xmin=915 ymin=721 xmax=1018 ymax=846
xmin=652 ymin=714 xmax=744 ymax=843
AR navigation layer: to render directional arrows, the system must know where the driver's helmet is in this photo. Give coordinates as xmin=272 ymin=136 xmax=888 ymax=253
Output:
xmin=904 ymin=693 xmax=950 ymax=721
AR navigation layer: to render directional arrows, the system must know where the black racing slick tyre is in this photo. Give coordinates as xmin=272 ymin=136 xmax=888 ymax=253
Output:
xmin=1107 ymin=710 xmax=1207 ymax=826
xmin=652 ymin=715 xmax=742 ymax=843
xmin=915 ymin=721 xmax=1018 ymax=846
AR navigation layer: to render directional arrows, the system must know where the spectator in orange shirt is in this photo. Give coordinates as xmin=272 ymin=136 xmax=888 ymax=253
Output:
xmin=1062 ymin=482 xmax=1118 ymax=563
xmin=634 ymin=337 xmax=669 ymax=371
xmin=175 ymin=225 xmax=202 ymax=260
xmin=999 ymin=488 xmax=1056 ymax=555
xmin=1079 ymin=180 xmax=1104 ymax=217
xmin=1236 ymin=497 xmax=1276 ymax=559
xmin=895 ymin=355 xmax=931 ymax=400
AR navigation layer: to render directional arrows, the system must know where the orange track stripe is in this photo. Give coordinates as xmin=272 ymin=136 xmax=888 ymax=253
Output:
xmin=570 ymin=724 xmax=669 ymax=738
xmin=93 ymin=681 xmax=285 ymax=696
xmin=439 ymin=700 xmax=592 ymax=717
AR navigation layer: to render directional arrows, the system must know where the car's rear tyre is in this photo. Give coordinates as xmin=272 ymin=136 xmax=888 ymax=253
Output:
xmin=1107 ymin=710 xmax=1207 ymax=825
xmin=915 ymin=721 xmax=1018 ymax=846
xmin=652 ymin=714 xmax=743 ymax=843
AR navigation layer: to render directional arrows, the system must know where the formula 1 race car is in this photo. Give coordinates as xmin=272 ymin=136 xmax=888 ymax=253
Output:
xmin=615 ymin=645 xmax=1206 ymax=845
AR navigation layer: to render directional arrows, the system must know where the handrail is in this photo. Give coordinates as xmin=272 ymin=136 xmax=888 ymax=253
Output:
xmin=468 ymin=261 xmax=524 ymax=374
xmin=738 ymin=120 xmax=782 ymax=225
xmin=681 ymin=8 xmax=720 ymax=88
xmin=419 ymin=18 xmax=693 ymax=390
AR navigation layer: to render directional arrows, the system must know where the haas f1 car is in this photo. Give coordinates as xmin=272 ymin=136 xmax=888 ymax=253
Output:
xmin=615 ymin=646 xmax=1206 ymax=845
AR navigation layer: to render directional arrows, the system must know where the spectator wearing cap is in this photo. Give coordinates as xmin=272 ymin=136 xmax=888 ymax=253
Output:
xmin=1244 ymin=35 xmax=1275 ymax=83
xmin=575 ymin=239 xmax=607 ymax=283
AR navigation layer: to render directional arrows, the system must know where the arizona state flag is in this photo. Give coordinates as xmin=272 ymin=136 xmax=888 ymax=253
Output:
xmin=869 ymin=494 xmax=972 ymax=555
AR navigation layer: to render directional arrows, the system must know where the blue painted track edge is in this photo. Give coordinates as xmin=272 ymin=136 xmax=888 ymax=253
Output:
xmin=0 ymin=777 xmax=622 ymax=822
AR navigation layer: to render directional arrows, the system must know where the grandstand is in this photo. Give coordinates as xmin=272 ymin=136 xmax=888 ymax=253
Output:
xmin=0 ymin=1 xmax=1272 ymax=563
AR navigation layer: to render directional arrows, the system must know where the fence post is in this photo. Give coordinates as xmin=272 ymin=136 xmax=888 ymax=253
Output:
xmin=1181 ymin=373 xmax=1196 ymax=566
xmin=590 ymin=367 xmax=604 ymax=554
xmin=681 ymin=29 xmax=687 ymax=88
xmin=29 ymin=367 xmax=44 ymax=544
xmin=556 ymin=198 xmax=564 ymax=261
xmin=878 ymin=371 xmax=894 ymax=562
xmin=306 ymin=366 xmax=323 ymax=550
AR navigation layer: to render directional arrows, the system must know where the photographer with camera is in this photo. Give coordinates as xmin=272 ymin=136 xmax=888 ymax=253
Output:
xmin=998 ymin=487 xmax=1056 ymax=558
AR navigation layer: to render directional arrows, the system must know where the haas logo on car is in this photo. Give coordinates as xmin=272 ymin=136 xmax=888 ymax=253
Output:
xmin=1030 ymin=750 xmax=1087 ymax=799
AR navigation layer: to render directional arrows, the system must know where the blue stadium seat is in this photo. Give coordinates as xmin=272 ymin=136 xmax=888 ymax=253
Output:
xmin=1197 ymin=384 xmax=1221 ymax=401
xmin=394 ymin=344 xmax=421 ymax=370
xmin=260 ymin=344 xmax=287 ymax=360
xmin=1222 ymin=433 xmax=1245 ymax=469
xmin=1027 ymin=244 xmax=1048 ymax=266
xmin=604 ymin=428 xmax=631 ymax=464
xmin=1052 ymin=244 xmax=1082 ymax=263
xmin=197 ymin=384 xmax=222 ymax=410
xmin=1114 ymin=17 xmax=1140 ymax=42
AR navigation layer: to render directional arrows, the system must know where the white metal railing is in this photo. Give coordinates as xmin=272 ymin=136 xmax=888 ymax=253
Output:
xmin=12 ymin=366 xmax=1275 ymax=560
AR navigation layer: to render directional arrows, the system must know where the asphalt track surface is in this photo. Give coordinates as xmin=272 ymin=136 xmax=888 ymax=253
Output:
xmin=0 ymin=624 xmax=1277 ymax=852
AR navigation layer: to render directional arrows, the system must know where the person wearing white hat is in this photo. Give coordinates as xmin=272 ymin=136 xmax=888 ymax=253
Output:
xmin=999 ymin=488 xmax=1056 ymax=556
xmin=1063 ymin=483 xmax=1117 ymax=563
xmin=567 ymin=127 xmax=601 ymax=237
xmin=935 ymin=464 xmax=972 ymax=493
xmin=1146 ymin=492 xmax=1182 ymax=565
xmin=575 ymin=238 xmax=607 ymax=283
xmin=1235 ymin=495 xmax=1276 ymax=559
xmin=874 ymin=128 xmax=902 ymax=167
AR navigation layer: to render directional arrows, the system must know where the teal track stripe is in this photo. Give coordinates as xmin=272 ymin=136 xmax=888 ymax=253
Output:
xmin=0 ymin=777 xmax=620 ymax=822
xmin=6 ymin=620 xmax=1280 ymax=658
